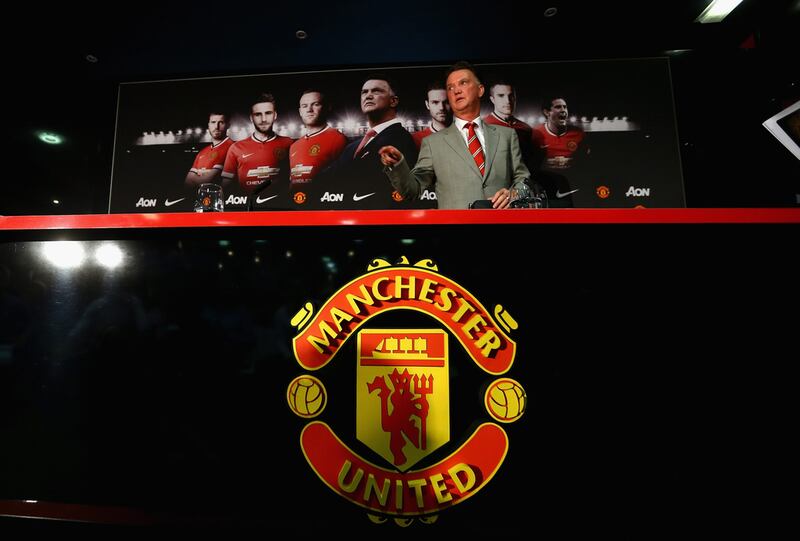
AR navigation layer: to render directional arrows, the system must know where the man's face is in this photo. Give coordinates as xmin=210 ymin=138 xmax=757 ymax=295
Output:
xmin=299 ymin=92 xmax=325 ymax=127
xmin=490 ymin=84 xmax=516 ymax=116
xmin=207 ymin=114 xmax=228 ymax=140
xmin=425 ymin=89 xmax=451 ymax=123
xmin=546 ymin=98 xmax=569 ymax=127
xmin=446 ymin=69 xmax=484 ymax=117
xmin=360 ymin=79 xmax=396 ymax=115
xmin=251 ymin=101 xmax=277 ymax=135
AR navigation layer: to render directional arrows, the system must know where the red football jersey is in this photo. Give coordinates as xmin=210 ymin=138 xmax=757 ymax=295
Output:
xmin=289 ymin=126 xmax=348 ymax=188
xmin=484 ymin=113 xmax=535 ymax=165
xmin=412 ymin=125 xmax=441 ymax=150
xmin=484 ymin=112 xmax=533 ymax=135
xmin=190 ymin=138 xmax=233 ymax=173
xmin=222 ymin=134 xmax=293 ymax=191
xmin=532 ymin=124 xmax=586 ymax=169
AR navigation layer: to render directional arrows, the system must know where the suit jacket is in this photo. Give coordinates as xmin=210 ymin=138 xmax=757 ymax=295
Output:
xmin=385 ymin=121 xmax=530 ymax=209
xmin=315 ymin=123 xmax=420 ymax=210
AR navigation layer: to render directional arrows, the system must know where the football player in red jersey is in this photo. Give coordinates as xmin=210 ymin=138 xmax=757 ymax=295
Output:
xmin=289 ymin=90 xmax=347 ymax=193
xmin=531 ymin=96 xmax=588 ymax=207
xmin=532 ymin=96 xmax=587 ymax=171
xmin=483 ymin=81 xmax=535 ymax=168
xmin=184 ymin=112 xmax=233 ymax=188
xmin=485 ymin=82 xmax=533 ymax=133
xmin=221 ymin=94 xmax=293 ymax=194
xmin=412 ymin=83 xmax=452 ymax=150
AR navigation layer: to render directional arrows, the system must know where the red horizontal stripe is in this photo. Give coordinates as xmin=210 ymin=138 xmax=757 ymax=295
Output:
xmin=1 ymin=209 xmax=798 ymax=231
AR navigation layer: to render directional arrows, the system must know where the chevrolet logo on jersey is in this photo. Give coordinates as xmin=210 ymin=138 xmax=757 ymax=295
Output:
xmin=247 ymin=165 xmax=280 ymax=179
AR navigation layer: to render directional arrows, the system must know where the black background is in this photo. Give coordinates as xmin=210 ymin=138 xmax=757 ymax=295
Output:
xmin=1 ymin=0 xmax=797 ymax=533
xmin=1 ymin=221 xmax=796 ymax=533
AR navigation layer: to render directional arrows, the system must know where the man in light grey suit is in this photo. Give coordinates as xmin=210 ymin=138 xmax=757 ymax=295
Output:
xmin=379 ymin=61 xmax=530 ymax=209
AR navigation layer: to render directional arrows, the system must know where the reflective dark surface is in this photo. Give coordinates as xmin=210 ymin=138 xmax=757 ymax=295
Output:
xmin=1 ymin=222 xmax=796 ymax=533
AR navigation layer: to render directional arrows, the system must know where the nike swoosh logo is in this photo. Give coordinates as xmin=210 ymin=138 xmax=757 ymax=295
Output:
xmin=256 ymin=195 xmax=278 ymax=203
xmin=555 ymin=189 xmax=579 ymax=198
xmin=353 ymin=192 xmax=375 ymax=201
xmin=241 ymin=152 xmax=255 ymax=159
xmin=290 ymin=152 xmax=297 ymax=157
xmin=164 ymin=197 xmax=185 ymax=206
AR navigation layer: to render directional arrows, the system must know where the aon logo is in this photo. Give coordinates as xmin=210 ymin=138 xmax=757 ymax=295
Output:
xmin=135 ymin=197 xmax=157 ymax=207
xmin=226 ymin=195 xmax=248 ymax=205
xmin=320 ymin=192 xmax=344 ymax=202
xmin=626 ymin=186 xmax=651 ymax=197
xmin=421 ymin=190 xmax=438 ymax=200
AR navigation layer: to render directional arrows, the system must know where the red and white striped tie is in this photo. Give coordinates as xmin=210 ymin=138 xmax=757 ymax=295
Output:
xmin=465 ymin=122 xmax=485 ymax=176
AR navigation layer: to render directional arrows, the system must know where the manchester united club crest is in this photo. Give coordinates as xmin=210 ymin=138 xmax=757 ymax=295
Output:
xmin=287 ymin=257 xmax=526 ymax=525
xmin=357 ymin=330 xmax=449 ymax=471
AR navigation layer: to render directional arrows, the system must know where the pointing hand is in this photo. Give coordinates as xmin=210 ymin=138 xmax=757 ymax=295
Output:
xmin=379 ymin=146 xmax=403 ymax=166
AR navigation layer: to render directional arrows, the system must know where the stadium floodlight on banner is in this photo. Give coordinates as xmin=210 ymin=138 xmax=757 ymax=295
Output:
xmin=695 ymin=0 xmax=745 ymax=23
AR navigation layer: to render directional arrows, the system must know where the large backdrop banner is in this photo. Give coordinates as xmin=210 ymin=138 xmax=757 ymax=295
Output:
xmin=110 ymin=58 xmax=685 ymax=213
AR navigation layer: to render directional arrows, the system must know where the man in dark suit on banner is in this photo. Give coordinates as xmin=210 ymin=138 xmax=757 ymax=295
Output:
xmin=317 ymin=74 xmax=419 ymax=209
xmin=379 ymin=62 xmax=530 ymax=210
